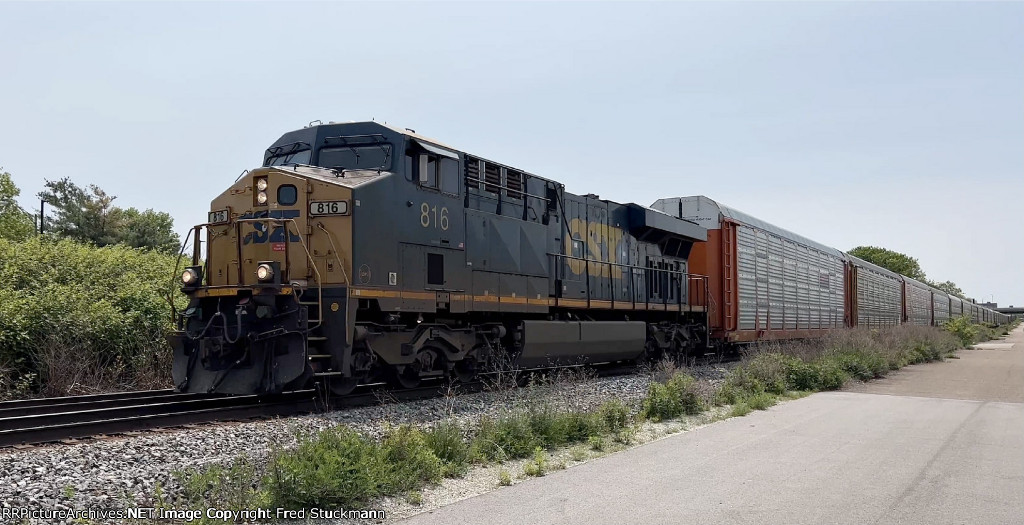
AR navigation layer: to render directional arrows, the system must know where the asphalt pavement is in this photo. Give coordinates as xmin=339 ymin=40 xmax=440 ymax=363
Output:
xmin=399 ymin=325 xmax=1024 ymax=525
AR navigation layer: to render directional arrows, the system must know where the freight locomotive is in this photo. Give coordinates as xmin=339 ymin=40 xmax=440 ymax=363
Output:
xmin=169 ymin=121 xmax=1009 ymax=395
xmin=170 ymin=122 xmax=711 ymax=395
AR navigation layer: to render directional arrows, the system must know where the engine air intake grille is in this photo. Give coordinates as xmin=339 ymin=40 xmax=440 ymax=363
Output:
xmin=484 ymin=163 xmax=501 ymax=194
xmin=506 ymin=170 xmax=524 ymax=199
xmin=465 ymin=157 xmax=480 ymax=190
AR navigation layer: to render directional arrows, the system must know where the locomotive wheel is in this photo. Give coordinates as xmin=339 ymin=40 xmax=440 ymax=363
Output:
xmin=642 ymin=338 xmax=663 ymax=362
xmin=454 ymin=355 xmax=478 ymax=383
xmin=390 ymin=346 xmax=445 ymax=389
xmin=327 ymin=376 xmax=359 ymax=396
xmin=391 ymin=365 xmax=422 ymax=389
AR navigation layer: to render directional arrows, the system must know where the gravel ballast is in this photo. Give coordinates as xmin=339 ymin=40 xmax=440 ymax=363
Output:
xmin=0 ymin=365 xmax=733 ymax=523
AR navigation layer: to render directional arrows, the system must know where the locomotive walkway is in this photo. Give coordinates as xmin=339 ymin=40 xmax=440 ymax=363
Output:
xmin=400 ymin=326 xmax=1024 ymax=525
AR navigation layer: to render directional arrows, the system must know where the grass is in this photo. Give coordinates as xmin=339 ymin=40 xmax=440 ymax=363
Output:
xmin=166 ymin=322 xmax=1016 ymax=519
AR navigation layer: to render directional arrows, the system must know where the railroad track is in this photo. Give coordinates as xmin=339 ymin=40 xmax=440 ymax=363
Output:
xmin=0 ymin=381 xmax=489 ymax=449
xmin=0 ymin=357 xmax=727 ymax=449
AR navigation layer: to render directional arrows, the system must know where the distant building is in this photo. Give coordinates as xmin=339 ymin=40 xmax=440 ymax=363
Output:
xmin=980 ymin=302 xmax=998 ymax=309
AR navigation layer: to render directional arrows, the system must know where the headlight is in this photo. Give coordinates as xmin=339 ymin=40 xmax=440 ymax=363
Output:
xmin=256 ymin=191 xmax=268 ymax=204
xmin=256 ymin=178 xmax=268 ymax=191
xmin=256 ymin=263 xmax=274 ymax=282
xmin=181 ymin=268 xmax=200 ymax=286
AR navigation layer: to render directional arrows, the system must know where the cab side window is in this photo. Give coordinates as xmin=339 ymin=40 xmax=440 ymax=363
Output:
xmin=408 ymin=151 xmax=459 ymax=196
xmin=404 ymin=153 xmax=415 ymax=182
xmin=439 ymin=158 xmax=459 ymax=195
xmin=423 ymin=156 xmax=438 ymax=189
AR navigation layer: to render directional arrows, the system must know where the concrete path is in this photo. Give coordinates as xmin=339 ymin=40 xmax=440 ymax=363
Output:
xmin=400 ymin=326 xmax=1024 ymax=525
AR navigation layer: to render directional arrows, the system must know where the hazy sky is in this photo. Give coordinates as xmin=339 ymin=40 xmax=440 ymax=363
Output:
xmin=2 ymin=1 xmax=1021 ymax=305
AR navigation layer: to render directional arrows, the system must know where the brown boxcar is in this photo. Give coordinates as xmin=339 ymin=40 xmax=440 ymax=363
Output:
xmin=652 ymin=196 xmax=845 ymax=343
xmin=845 ymin=255 xmax=903 ymax=328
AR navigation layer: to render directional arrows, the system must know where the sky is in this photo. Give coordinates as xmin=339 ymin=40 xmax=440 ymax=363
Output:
xmin=1 ymin=1 xmax=1021 ymax=306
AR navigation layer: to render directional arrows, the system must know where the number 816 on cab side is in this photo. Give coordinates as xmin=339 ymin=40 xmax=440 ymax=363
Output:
xmin=310 ymin=200 xmax=349 ymax=216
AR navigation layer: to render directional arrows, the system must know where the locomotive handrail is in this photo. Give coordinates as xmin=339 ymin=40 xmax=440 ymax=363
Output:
xmin=317 ymin=222 xmax=351 ymax=286
xmin=548 ymin=252 xmax=710 ymax=311
xmin=464 ymin=176 xmax=551 ymax=202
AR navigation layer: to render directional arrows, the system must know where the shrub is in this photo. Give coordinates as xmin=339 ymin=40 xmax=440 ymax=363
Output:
xmin=471 ymin=414 xmax=539 ymax=462
xmin=642 ymin=372 xmax=707 ymax=421
xmin=816 ymin=360 xmax=847 ymax=390
xmin=424 ymin=421 xmax=471 ymax=478
xmin=744 ymin=353 xmax=791 ymax=394
xmin=785 ymin=359 xmax=824 ymax=391
xmin=745 ymin=392 xmax=777 ymax=410
xmin=528 ymin=405 xmax=603 ymax=447
xmin=378 ymin=426 xmax=444 ymax=493
xmin=0 ymin=237 xmax=184 ymax=396
xmin=730 ymin=402 xmax=752 ymax=417
xmin=266 ymin=427 xmax=388 ymax=509
xmin=944 ymin=316 xmax=977 ymax=347
xmin=176 ymin=456 xmax=269 ymax=521
xmin=716 ymin=367 xmax=766 ymax=405
xmin=522 ymin=447 xmax=548 ymax=477
xmin=613 ymin=424 xmax=638 ymax=445
xmin=597 ymin=399 xmax=631 ymax=432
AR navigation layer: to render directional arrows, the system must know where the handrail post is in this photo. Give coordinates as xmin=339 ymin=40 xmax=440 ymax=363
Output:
xmin=191 ymin=225 xmax=202 ymax=267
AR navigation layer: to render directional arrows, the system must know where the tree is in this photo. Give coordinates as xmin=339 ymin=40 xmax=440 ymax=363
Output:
xmin=38 ymin=178 xmax=180 ymax=253
xmin=116 ymin=207 xmax=181 ymax=253
xmin=928 ymin=280 xmax=965 ymax=299
xmin=39 ymin=177 xmax=120 ymax=246
xmin=847 ymin=245 xmax=926 ymax=281
xmin=0 ymin=170 xmax=35 ymax=241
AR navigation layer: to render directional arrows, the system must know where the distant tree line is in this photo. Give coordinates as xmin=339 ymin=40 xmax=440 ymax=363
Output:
xmin=847 ymin=246 xmax=966 ymax=299
xmin=0 ymin=170 xmax=180 ymax=253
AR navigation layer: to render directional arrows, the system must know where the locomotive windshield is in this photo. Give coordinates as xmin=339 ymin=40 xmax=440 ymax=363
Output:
xmin=318 ymin=144 xmax=392 ymax=171
xmin=265 ymin=141 xmax=312 ymax=167
xmin=266 ymin=149 xmax=312 ymax=166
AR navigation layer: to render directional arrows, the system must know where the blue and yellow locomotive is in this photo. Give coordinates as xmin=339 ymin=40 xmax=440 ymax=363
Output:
xmin=170 ymin=122 xmax=711 ymax=395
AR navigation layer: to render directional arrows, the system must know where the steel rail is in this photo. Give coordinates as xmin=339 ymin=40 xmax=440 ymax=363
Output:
xmin=0 ymin=389 xmax=178 ymax=410
xmin=0 ymin=390 xmax=319 ymax=448
xmin=0 ymin=382 xmax=480 ymax=448
xmin=0 ymin=392 xmax=216 ymax=419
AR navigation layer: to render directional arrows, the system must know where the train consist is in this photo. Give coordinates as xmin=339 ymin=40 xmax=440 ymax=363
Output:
xmin=169 ymin=122 xmax=1009 ymax=395
xmin=650 ymin=196 xmax=1008 ymax=341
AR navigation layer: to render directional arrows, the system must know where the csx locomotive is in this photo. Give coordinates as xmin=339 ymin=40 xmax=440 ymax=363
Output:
xmin=170 ymin=122 xmax=711 ymax=395
xmin=171 ymin=121 xmax=1010 ymax=396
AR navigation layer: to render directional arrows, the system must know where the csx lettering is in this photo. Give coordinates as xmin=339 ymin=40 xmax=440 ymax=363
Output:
xmin=241 ymin=210 xmax=302 ymax=245
xmin=565 ymin=218 xmax=625 ymax=279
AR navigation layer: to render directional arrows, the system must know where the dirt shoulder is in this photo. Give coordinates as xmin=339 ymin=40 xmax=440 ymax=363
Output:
xmin=843 ymin=325 xmax=1024 ymax=403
